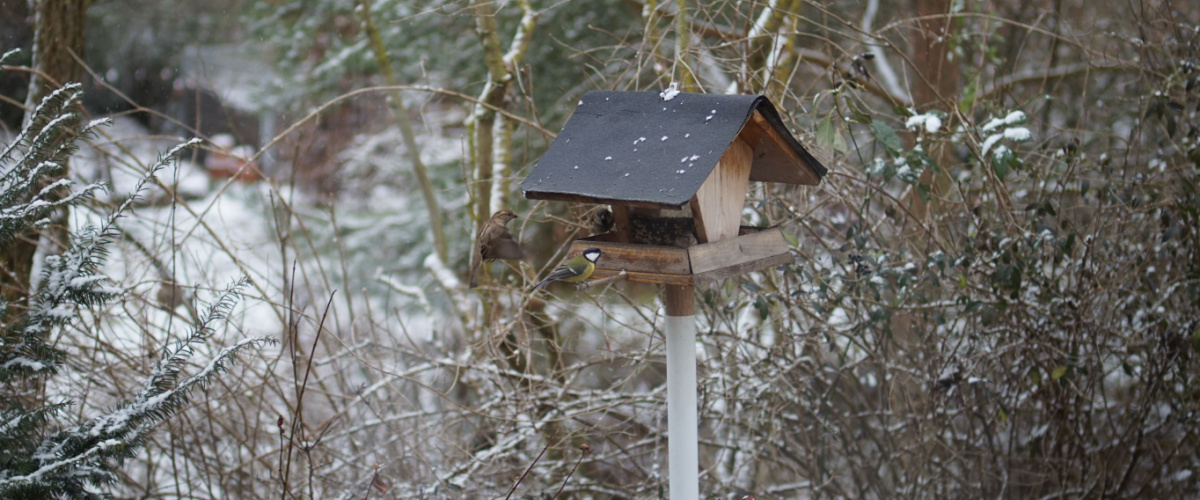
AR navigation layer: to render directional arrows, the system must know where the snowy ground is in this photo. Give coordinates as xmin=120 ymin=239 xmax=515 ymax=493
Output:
xmin=69 ymin=116 xmax=285 ymax=348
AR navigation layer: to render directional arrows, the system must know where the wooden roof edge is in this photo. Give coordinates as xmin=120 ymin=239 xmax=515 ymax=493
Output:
xmin=522 ymin=190 xmax=691 ymax=209
xmin=749 ymin=96 xmax=830 ymax=180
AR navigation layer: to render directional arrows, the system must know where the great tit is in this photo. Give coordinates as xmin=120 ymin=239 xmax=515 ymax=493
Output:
xmin=469 ymin=209 xmax=525 ymax=288
xmin=530 ymin=247 xmax=602 ymax=292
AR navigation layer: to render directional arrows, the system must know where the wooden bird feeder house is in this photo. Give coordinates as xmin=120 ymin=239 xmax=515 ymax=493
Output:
xmin=521 ymin=89 xmax=826 ymax=498
xmin=522 ymin=90 xmax=827 ymax=282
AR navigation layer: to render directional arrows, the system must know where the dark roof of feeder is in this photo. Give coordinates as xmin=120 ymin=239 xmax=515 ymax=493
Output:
xmin=521 ymin=90 xmax=827 ymax=208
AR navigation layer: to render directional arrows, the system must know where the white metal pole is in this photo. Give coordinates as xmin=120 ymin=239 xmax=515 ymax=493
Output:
xmin=665 ymin=285 xmax=699 ymax=499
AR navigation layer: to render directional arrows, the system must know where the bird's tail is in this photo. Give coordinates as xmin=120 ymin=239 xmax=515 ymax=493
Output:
xmin=468 ymin=257 xmax=481 ymax=288
xmin=529 ymin=278 xmax=552 ymax=293
xmin=468 ymin=269 xmax=479 ymax=289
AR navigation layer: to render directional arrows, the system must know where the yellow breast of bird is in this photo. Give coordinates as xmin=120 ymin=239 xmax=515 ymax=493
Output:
xmin=561 ymin=262 xmax=595 ymax=283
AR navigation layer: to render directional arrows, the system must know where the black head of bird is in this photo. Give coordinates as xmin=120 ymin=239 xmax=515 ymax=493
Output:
xmin=530 ymin=247 xmax=602 ymax=292
xmin=469 ymin=209 xmax=525 ymax=288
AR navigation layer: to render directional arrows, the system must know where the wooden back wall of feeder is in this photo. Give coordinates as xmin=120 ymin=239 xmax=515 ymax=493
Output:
xmin=522 ymin=90 xmax=828 ymax=285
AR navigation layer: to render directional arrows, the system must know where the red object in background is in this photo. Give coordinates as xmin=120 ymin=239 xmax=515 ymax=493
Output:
xmin=206 ymin=134 xmax=263 ymax=182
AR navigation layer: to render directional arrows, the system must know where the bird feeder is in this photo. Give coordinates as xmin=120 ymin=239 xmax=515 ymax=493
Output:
xmin=521 ymin=90 xmax=827 ymax=498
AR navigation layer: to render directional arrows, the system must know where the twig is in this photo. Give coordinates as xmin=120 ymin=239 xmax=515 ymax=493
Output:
xmin=281 ymin=291 xmax=336 ymax=500
xmin=504 ymin=430 xmax=557 ymax=500
xmin=552 ymin=444 xmax=592 ymax=499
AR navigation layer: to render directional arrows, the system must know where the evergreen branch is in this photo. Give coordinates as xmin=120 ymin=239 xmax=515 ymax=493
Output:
xmin=0 ymin=138 xmax=195 ymax=381
xmin=110 ymin=138 xmax=201 ymax=220
xmin=1 ymin=137 xmax=200 ymax=382
xmin=0 ymin=436 xmax=123 ymax=495
xmin=0 ymin=178 xmax=100 ymax=236
xmin=73 ymin=279 xmax=272 ymax=437
xmin=0 ymin=74 xmax=264 ymax=497
xmin=0 ymin=403 xmax=68 ymax=462
xmin=139 ymin=279 xmax=249 ymax=399
xmin=6 ymin=282 xmax=273 ymax=496
xmin=17 ymin=138 xmax=200 ymax=338
xmin=0 ymin=83 xmax=82 ymax=173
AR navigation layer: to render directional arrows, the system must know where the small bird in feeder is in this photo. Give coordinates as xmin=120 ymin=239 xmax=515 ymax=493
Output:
xmin=469 ymin=209 xmax=525 ymax=288
xmin=530 ymin=247 xmax=602 ymax=292
xmin=588 ymin=207 xmax=614 ymax=235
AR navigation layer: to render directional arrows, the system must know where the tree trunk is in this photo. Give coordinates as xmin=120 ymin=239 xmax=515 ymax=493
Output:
xmin=2 ymin=0 xmax=88 ymax=318
xmin=23 ymin=0 xmax=87 ymax=116
xmin=908 ymin=0 xmax=959 ymax=219
xmin=469 ymin=0 xmax=534 ymax=287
